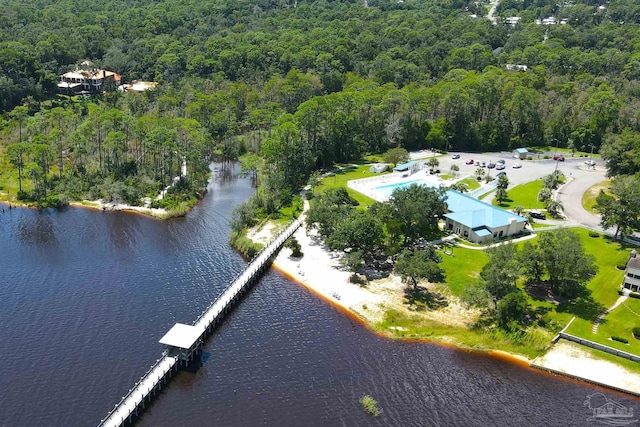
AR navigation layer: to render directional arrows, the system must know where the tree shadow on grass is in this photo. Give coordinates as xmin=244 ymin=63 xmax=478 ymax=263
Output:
xmin=404 ymin=286 xmax=449 ymax=311
xmin=556 ymin=289 xmax=606 ymax=322
xmin=496 ymin=197 xmax=513 ymax=208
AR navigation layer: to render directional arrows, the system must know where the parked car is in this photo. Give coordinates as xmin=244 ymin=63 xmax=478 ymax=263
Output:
xmin=481 ymin=161 xmax=486 ymax=167
xmin=584 ymin=159 xmax=596 ymax=167
xmin=496 ymin=171 xmax=506 ymax=178
xmin=452 ymin=154 xmax=460 ymax=159
xmin=495 ymin=163 xmax=505 ymax=170
xmin=475 ymin=161 xmax=480 ymax=166
xmin=512 ymin=162 xmax=522 ymax=168
xmin=487 ymin=162 xmax=496 ymax=169
xmin=553 ymin=155 xmax=565 ymax=161
xmin=465 ymin=159 xmax=474 ymax=165
xmin=529 ymin=211 xmax=546 ymax=220
xmin=496 ymin=159 xmax=505 ymax=165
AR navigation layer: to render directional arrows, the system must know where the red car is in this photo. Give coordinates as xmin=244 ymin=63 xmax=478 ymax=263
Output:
xmin=553 ymin=155 xmax=565 ymax=161
xmin=465 ymin=159 xmax=474 ymax=165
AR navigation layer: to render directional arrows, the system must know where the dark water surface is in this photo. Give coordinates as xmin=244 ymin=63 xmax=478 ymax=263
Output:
xmin=0 ymin=165 xmax=637 ymax=427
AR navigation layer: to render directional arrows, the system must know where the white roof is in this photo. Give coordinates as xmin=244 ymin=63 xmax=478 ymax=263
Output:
xmin=158 ymin=323 xmax=202 ymax=349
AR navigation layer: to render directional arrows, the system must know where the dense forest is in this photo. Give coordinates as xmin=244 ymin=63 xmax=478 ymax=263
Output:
xmin=1 ymin=0 xmax=640 ymax=213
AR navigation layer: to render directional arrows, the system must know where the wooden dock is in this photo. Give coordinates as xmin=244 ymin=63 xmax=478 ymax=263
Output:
xmin=98 ymin=218 xmax=303 ymax=426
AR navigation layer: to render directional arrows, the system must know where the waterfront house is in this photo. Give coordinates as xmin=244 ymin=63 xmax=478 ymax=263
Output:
xmin=443 ymin=191 xmax=527 ymax=243
xmin=622 ymin=250 xmax=640 ymax=293
xmin=512 ymin=148 xmax=529 ymax=159
xmin=57 ymin=68 xmax=122 ymax=95
xmin=393 ymin=160 xmax=419 ymax=177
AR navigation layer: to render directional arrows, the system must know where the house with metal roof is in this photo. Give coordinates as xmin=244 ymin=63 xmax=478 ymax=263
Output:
xmin=443 ymin=190 xmax=527 ymax=243
xmin=393 ymin=160 xmax=419 ymax=177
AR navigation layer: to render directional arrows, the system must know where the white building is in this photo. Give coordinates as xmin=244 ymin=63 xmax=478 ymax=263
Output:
xmin=622 ymin=250 xmax=640 ymax=293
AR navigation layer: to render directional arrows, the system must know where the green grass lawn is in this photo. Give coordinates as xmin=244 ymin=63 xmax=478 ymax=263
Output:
xmin=316 ymin=164 xmax=380 ymax=208
xmin=460 ymin=177 xmax=481 ymax=190
xmin=440 ymin=247 xmax=487 ymax=296
xmin=573 ymin=228 xmax=630 ymax=308
xmin=493 ymin=179 xmax=546 ymax=209
xmin=566 ymin=297 xmax=640 ymax=357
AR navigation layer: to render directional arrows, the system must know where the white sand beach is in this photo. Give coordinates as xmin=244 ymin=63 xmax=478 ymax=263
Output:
xmin=248 ymin=216 xmax=481 ymax=337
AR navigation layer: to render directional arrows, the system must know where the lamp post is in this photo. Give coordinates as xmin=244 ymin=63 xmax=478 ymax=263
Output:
xmin=589 ymin=144 xmax=595 ymax=168
xmin=553 ymin=138 xmax=560 ymax=174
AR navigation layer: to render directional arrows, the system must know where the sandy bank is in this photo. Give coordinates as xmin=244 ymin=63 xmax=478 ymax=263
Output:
xmin=70 ymin=200 xmax=169 ymax=218
xmin=247 ymin=218 xmax=519 ymax=359
xmin=532 ymin=340 xmax=640 ymax=395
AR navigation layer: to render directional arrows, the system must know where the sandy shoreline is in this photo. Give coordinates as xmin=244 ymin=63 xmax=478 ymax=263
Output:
xmin=69 ymin=200 xmax=169 ymax=218
xmin=249 ymin=217 xmax=640 ymax=397
xmin=248 ymin=218 xmax=529 ymax=364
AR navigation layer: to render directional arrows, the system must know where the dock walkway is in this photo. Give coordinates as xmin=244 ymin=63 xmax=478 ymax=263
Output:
xmin=98 ymin=217 xmax=303 ymax=426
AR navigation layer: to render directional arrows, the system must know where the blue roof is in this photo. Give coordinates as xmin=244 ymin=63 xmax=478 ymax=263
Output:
xmin=393 ymin=160 xmax=418 ymax=171
xmin=474 ymin=228 xmax=492 ymax=237
xmin=514 ymin=148 xmax=529 ymax=153
xmin=443 ymin=190 xmax=527 ymax=229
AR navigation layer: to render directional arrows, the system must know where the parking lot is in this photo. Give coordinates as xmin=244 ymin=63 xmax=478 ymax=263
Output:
xmin=436 ymin=151 xmax=604 ymax=189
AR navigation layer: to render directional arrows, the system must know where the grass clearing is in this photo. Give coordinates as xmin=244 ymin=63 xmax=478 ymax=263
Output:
xmin=494 ymin=179 xmax=545 ymax=209
xmin=581 ymin=180 xmax=611 ymax=214
xmin=316 ymin=164 xmax=381 ymax=208
xmin=440 ymin=246 xmax=487 ymax=296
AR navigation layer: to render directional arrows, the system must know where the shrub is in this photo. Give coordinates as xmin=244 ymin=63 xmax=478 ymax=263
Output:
xmin=543 ymin=155 xmax=550 ymax=159
xmin=618 ymin=289 xmax=624 ymax=295
xmin=589 ymin=231 xmax=600 ymax=238
xmin=630 ymin=292 xmax=640 ymax=299
xmin=359 ymin=395 xmax=382 ymax=416
xmin=611 ymin=336 xmax=629 ymax=344
xmin=526 ymin=156 xmax=533 ymax=160
xmin=616 ymin=264 xmax=627 ymax=270
xmin=229 ymin=230 xmax=263 ymax=259
xmin=286 ymin=237 xmax=303 ymax=258
xmin=633 ymin=328 xmax=640 ymax=339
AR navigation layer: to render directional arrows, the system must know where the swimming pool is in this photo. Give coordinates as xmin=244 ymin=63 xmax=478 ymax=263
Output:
xmin=374 ymin=178 xmax=437 ymax=198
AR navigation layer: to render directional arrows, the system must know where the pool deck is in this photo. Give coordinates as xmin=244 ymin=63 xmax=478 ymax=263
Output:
xmin=347 ymin=169 xmax=455 ymax=202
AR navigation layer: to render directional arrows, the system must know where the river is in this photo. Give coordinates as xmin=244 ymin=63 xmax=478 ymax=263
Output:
xmin=0 ymin=163 xmax=637 ymax=426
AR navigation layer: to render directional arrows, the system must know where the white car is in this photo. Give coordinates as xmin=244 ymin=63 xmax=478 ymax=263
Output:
xmin=512 ymin=162 xmax=522 ymax=168
xmin=452 ymin=154 xmax=460 ymax=159
xmin=584 ymin=160 xmax=596 ymax=166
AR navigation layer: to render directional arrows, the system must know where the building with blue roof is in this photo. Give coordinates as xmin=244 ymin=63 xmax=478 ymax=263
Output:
xmin=443 ymin=190 xmax=527 ymax=243
xmin=393 ymin=160 xmax=419 ymax=177
xmin=512 ymin=148 xmax=529 ymax=159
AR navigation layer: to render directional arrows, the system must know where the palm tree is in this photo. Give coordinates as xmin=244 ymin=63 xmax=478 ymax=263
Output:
xmin=545 ymin=200 xmax=564 ymax=218
xmin=538 ymin=188 xmax=552 ymax=203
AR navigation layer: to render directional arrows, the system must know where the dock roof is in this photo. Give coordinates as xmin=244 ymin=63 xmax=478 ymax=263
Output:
xmin=159 ymin=323 xmax=202 ymax=349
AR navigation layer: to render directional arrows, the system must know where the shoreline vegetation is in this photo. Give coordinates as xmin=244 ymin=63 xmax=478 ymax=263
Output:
xmin=0 ymin=194 xmax=197 ymax=219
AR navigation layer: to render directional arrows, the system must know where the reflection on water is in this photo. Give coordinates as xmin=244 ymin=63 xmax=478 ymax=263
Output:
xmin=0 ymin=163 xmax=637 ymax=427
